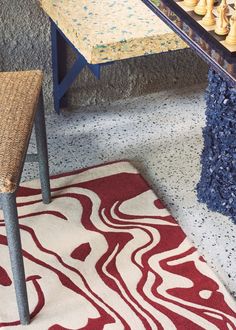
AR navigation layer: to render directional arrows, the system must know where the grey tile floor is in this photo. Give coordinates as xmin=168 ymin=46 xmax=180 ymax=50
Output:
xmin=23 ymin=83 xmax=236 ymax=299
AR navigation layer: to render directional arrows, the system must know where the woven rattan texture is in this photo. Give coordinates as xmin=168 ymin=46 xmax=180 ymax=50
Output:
xmin=0 ymin=71 xmax=43 ymax=193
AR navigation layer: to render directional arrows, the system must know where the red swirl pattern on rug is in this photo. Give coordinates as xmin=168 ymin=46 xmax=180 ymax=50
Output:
xmin=0 ymin=161 xmax=236 ymax=329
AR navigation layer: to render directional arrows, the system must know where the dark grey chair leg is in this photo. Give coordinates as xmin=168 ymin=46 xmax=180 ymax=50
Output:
xmin=35 ymin=90 xmax=51 ymax=204
xmin=1 ymin=193 xmax=30 ymax=325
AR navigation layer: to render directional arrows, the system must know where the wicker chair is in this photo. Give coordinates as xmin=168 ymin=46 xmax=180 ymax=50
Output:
xmin=0 ymin=70 xmax=51 ymax=325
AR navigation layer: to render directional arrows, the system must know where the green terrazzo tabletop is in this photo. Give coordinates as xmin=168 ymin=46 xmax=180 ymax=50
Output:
xmin=40 ymin=0 xmax=187 ymax=64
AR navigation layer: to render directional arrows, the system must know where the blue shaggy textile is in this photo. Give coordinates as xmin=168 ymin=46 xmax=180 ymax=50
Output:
xmin=197 ymin=69 xmax=236 ymax=223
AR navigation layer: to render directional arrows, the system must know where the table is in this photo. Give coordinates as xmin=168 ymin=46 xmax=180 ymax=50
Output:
xmin=40 ymin=0 xmax=236 ymax=220
xmin=143 ymin=0 xmax=236 ymax=222
xmin=40 ymin=0 xmax=187 ymax=113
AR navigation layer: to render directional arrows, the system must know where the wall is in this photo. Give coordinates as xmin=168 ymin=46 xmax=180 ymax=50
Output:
xmin=0 ymin=0 xmax=208 ymax=112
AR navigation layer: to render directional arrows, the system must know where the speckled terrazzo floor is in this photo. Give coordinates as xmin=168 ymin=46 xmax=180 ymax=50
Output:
xmin=22 ymin=83 xmax=236 ymax=300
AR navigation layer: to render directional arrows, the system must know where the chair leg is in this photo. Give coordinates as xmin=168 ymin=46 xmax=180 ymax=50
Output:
xmin=35 ymin=91 xmax=51 ymax=204
xmin=1 ymin=193 xmax=30 ymax=325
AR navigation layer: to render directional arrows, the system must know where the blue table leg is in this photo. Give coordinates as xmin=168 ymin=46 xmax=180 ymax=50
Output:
xmin=197 ymin=68 xmax=236 ymax=223
xmin=51 ymin=21 xmax=64 ymax=114
xmin=50 ymin=21 xmax=102 ymax=113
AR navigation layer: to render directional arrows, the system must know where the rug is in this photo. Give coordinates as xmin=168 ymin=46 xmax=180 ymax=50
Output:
xmin=0 ymin=161 xmax=236 ymax=329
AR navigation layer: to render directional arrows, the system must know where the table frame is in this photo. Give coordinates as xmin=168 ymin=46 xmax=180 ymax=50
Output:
xmin=142 ymin=0 xmax=236 ymax=85
xmin=51 ymin=21 xmax=104 ymax=113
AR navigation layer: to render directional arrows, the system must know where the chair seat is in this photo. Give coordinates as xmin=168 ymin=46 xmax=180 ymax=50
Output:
xmin=0 ymin=70 xmax=43 ymax=193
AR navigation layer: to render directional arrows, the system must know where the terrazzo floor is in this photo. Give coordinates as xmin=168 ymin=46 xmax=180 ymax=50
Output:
xmin=23 ymin=83 xmax=236 ymax=300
